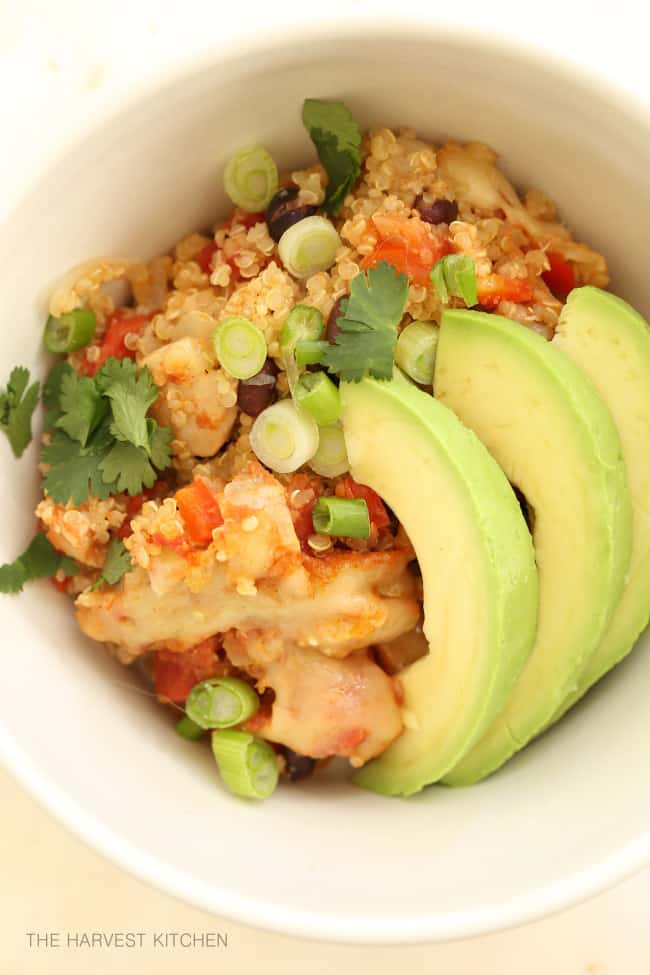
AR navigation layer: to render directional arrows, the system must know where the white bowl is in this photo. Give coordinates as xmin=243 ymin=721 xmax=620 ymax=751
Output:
xmin=2 ymin=22 xmax=650 ymax=946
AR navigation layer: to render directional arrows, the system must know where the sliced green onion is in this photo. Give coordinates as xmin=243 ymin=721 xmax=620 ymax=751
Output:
xmin=186 ymin=677 xmax=260 ymax=730
xmin=309 ymin=425 xmax=349 ymax=477
xmin=211 ymin=730 xmax=279 ymax=799
xmin=395 ymin=321 xmax=439 ymax=386
xmin=312 ymin=496 xmax=370 ymax=538
xmin=294 ymin=371 xmax=341 ymax=426
xmin=250 ymin=398 xmax=319 ymax=474
xmin=280 ymin=305 xmax=324 ymax=348
xmin=44 ymin=309 xmax=97 ymax=354
xmin=430 ymin=255 xmax=478 ymax=307
xmin=223 ymin=144 xmax=278 ymax=212
xmin=279 ymin=304 xmax=325 ymax=394
xmin=213 ymin=317 xmax=267 ymax=380
xmin=175 ymin=715 xmax=205 ymax=741
xmin=430 ymin=262 xmax=448 ymax=304
xmin=278 ymin=216 xmax=341 ymax=279
xmin=295 ymin=340 xmax=329 ymax=366
xmin=453 ymin=258 xmax=479 ymax=307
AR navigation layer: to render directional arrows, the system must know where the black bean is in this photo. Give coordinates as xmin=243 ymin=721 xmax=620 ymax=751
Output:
xmin=326 ymin=295 xmax=347 ymax=344
xmin=237 ymin=358 xmax=278 ymax=417
xmin=266 ymin=187 xmax=318 ymax=243
xmin=279 ymin=746 xmax=316 ymax=782
xmin=414 ymin=196 xmax=458 ymax=225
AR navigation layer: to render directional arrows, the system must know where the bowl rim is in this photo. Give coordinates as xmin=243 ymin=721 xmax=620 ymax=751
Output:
xmin=2 ymin=16 xmax=650 ymax=945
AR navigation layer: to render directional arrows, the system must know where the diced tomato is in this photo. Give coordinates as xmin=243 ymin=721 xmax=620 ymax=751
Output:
xmin=338 ymin=477 xmax=391 ymax=531
xmin=174 ymin=478 xmax=223 ymax=546
xmin=195 ymin=241 xmax=218 ymax=274
xmin=361 ymin=214 xmax=451 ymax=286
xmin=82 ymin=308 xmax=156 ymax=377
xmin=224 ymin=208 xmax=266 ymax=231
xmin=118 ymin=480 xmax=169 ymax=539
xmin=225 ymin=257 xmax=242 ymax=282
xmin=334 ymin=727 xmax=368 ymax=754
xmin=292 ymin=500 xmax=318 ymax=547
xmin=51 ymin=576 xmax=70 ymax=594
xmin=153 ymin=639 xmax=221 ymax=703
xmin=286 ymin=472 xmax=322 ymax=548
xmin=542 ymin=251 xmax=576 ymax=298
xmin=150 ymin=531 xmax=194 ymax=555
xmin=477 ymin=275 xmax=534 ymax=309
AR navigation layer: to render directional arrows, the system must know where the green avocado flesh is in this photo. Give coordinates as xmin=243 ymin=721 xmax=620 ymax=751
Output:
xmin=437 ymin=309 xmax=632 ymax=786
xmin=340 ymin=370 xmax=538 ymax=797
xmin=548 ymin=288 xmax=650 ymax=719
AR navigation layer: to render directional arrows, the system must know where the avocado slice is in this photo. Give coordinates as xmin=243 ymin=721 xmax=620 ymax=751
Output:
xmin=340 ymin=370 xmax=538 ymax=796
xmin=437 ymin=309 xmax=631 ymax=786
xmin=549 ymin=288 xmax=650 ymax=717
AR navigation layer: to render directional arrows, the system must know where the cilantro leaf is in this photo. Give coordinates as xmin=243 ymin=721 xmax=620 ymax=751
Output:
xmin=0 ymin=366 xmax=40 ymax=457
xmin=99 ymin=441 xmax=158 ymax=496
xmin=321 ymin=262 xmax=409 ymax=381
xmin=55 ymin=370 xmax=108 ymax=446
xmin=302 ymin=99 xmax=361 ymax=215
xmin=97 ymin=358 xmax=158 ymax=451
xmin=147 ymin=420 xmax=173 ymax=470
xmin=91 ymin=537 xmax=131 ymax=590
xmin=42 ymin=360 xmax=74 ymax=432
xmin=0 ymin=532 xmax=68 ymax=595
xmin=41 ymin=421 xmax=116 ymax=504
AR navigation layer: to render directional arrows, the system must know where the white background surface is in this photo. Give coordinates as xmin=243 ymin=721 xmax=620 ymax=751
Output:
xmin=1 ymin=1 xmax=649 ymax=970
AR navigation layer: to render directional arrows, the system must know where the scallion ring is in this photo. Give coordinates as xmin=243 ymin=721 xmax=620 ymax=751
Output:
xmin=294 ymin=371 xmax=341 ymax=426
xmin=430 ymin=255 xmax=478 ymax=308
xmin=223 ymin=144 xmax=278 ymax=212
xmin=44 ymin=309 xmax=97 ymax=354
xmin=278 ymin=216 xmax=341 ymax=279
xmin=280 ymin=304 xmax=324 ymax=349
xmin=279 ymin=304 xmax=324 ymax=393
xmin=395 ymin=321 xmax=439 ymax=386
xmin=309 ymin=425 xmax=349 ymax=478
xmin=186 ymin=677 xmax=260 ymax=730
xmin=211 ymin=730 xmax=279 ymax=799
xmin=175 ymin=715 xmax=205 ymax=741
xmin=213 ymin=316 xmax=267 ymax=380
xmin=249 ymin=398 xmax=319 ymax=474
xmin=312 ymin=496 xmax=370 ymax=538
xmin=295 ymin=340 xmax=329 ymax=366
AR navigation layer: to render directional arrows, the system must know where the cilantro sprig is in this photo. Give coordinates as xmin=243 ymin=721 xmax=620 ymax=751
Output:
xmin=41 ymin=357 xmax=172 ymax=505
xmin=0 ymin=533 xmax=77 ymax=595
xmin=0 ymin=366 xmax=40 ymax=458
xmin=321 ymin=261 xmax=409 ymax=382
xmin=302 ymin=99 xmax=361 ymax=216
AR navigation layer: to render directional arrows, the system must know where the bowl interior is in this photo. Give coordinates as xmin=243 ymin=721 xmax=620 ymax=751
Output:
xmin=1 ymin=27 xmax=650 ymax=944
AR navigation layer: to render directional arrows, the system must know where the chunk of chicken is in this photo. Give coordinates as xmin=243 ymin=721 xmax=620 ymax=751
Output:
xmin=141 ymin=336 xmax=237 ymax=458
xmin=36 ymin=495 xmax=126 ymax=568
xmin=76 ymin=463 xmax=419 ymax=656
xmin=437 ymin=143 xmax=608 ymax=285
xmin=230 ymin=637 xmax=403 ymax=767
